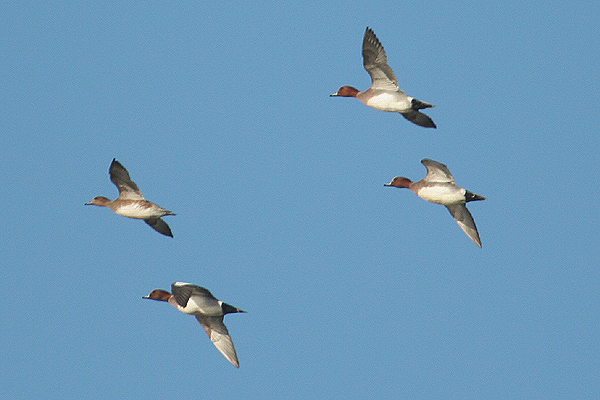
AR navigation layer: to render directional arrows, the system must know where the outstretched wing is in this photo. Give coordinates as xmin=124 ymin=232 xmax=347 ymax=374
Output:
xmin=421 ymin=159 xmax=455 ymax=183
xmin=196 ymin=315 xmax=240 ymax=368
xmin=362 ymin=27 xmax=399 ymax=91
xmin=144 ymin=218 xmax=173 ymax=237
xmin=446 ymin=204 xmax=482 ymax=248
xmin=109 ymin=159 xmax=145 ymax=200
xmin=402 ymin=111 xmax=436 ymax=128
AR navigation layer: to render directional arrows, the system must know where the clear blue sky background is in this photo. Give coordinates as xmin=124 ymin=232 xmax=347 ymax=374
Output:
xmin=2 ymin=1 xmax=599 ymax=399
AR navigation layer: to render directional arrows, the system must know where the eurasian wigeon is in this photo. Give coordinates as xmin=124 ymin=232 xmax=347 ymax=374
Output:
xmin=385 ymin=159 xmax=485 ymax=247
xmin=144 ymin=282 xmax=246 ymax=368
xmin=331 ymin=27 xmax=436 ymax=128
xmin=86 ymin=159 xmax=175 ymax=237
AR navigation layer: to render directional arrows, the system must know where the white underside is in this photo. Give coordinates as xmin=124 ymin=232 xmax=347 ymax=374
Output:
xmin=113 ymin=203 xmax=163 ymax=219
xmin=362 ymin=92 xmax=412 ymax=112
xmin=415 ymin=185 xmax=466 ymax=205
xmin=173 ymin=296 xmax=223 ymax=316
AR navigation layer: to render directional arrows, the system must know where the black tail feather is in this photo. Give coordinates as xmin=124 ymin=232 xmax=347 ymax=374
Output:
xmin=465 ymin=191 xmax=486 ymax=202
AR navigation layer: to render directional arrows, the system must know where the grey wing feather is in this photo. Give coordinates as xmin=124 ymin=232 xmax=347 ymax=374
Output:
xmin=446 ymin=205 xmax=482 ymax=248
xmin=109 ymin=159 xmax=145 ymax=200
xmin=144 ymin=218 xmax=173 ymax=237
xmin=196 ymin=315 xmax=240 ymax=368
xmin=421 ymin=159 xmax=455 ymax=183
xmin=171 ymin=284 xmax=194 ymax=307
xmin=362 ymin=28 xmax=399 ymax=91
xmin=171 ymin=283 xmax=215 ymax=307
xmin=402 ymin=111 xmax=436 ymax=128
xmin=171 ymin=284 xmax=217 ymax=307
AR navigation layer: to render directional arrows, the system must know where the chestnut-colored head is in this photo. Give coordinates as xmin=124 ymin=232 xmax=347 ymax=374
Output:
xmin=85 ymin=196 xmax=112 ymax=206
xmin=384 ymin=177 xmax=413 ymax=188
xmin=330 ymin=86 xmax=360 ymax=97
xmin=142 ymin=289 xmax=172 ymax=302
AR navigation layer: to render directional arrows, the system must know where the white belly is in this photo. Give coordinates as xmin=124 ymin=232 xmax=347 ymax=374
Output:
xmin=181 ymin=297 xmax=223 ymax=316
xmin=415 ymin=185 xmax=466 ymax=205
xmin=114 ymin=203 xmax=160 ymax=219
xmin=363 ymin=92 xmax=411 ymax=112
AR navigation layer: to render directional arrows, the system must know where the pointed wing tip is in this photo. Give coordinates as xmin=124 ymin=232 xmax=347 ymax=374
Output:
xmin=217 ymin=343 xmax=240 ymax=369
xmin=462 ymin=228 xmax=482 ymax=248
xmin=401 ymin=111 xmax=436 ymax=128
xmin=420 ymin=158 xmax=445 ymax=168
xmin=466 ymin=230 xmax=482 ymax=248
xmin=225 ymin=350 xmax=240 ymax=368
xmin=447 ymin=205 xmax=482 ymax=247
xmin=145 ymin=218 xmax=174 ymax=237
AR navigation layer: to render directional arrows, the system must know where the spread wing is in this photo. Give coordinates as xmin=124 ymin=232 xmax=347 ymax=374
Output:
xmin=196 ymin=315 xmax=240 ymax=368
xmin=362 ymin=27 xmax=400 ymax=91
xmin=402 ymin=111 xmax=436 ymax=128
xmin=171 ymin=283 xmax=215 ymax=307
xmin=144 ymin=218 xmax=173 ymax=237
xmin=446 ymin=204 xmax=482 ymax=248
xmin=109 ymin=159 xmax=145 ymax=200
xmin=421 ymin=159 xmax=455 ymax=183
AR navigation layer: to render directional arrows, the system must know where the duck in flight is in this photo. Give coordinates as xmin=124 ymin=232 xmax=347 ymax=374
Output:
xmin=144 ymin=282 xmax=246 ymax=367
xmin=86 ymin=159 xmax=175 ymax=237
xmin=331 ymin=27 xmax=436 ymax=128
xmin=385 ymin=159 xmax=485 ymax=247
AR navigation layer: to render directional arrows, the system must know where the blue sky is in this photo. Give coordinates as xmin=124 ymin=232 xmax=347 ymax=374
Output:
xmin=2 ymin=1 xmax=599 ymax=399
